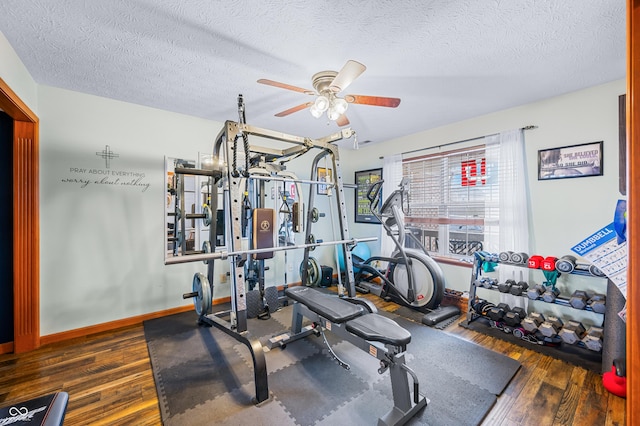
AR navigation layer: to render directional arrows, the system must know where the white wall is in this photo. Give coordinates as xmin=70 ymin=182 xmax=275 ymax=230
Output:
xmin=0 ymin=31 xmax=37 ymax=112
xmin=38 ymin=85 xmax=225 ymax=334
xmin=339 ymin=79 xmax=625 ymax=303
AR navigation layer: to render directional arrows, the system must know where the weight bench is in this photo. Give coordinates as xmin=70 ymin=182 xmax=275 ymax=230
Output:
xmin=268 ymin=286 xmax=427 ymax=426
xmin=0 ymin=392 xmax=68 ymax=426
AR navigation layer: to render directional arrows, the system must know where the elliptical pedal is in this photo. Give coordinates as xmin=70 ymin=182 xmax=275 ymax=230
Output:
xmin=422 ymin=305 xmax=461 ymax=327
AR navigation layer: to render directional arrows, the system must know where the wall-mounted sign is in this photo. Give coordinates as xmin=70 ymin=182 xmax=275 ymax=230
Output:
xmin=538 ymin=141 xmax=603 ymax=180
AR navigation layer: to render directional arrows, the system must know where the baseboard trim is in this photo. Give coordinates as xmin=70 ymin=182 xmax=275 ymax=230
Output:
xmin=0 ymin=341 xmax=14 ymax=355
xmin=40 ymin=296 xmax=233 ymax=347
xmin=38 ymin=282 xmax=304 ymax=349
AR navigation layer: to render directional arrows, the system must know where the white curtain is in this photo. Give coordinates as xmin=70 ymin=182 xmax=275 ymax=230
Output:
xmin=485 ymin=129 xmax=530 ymax=308
xmin=381 ymin=154 xmax=403 ymax=258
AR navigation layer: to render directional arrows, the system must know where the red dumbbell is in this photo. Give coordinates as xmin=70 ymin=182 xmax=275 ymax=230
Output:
xmin=542 ymin=256 xmax=558 ymax=271
xmin=528 ymin=255 xmax=544 ymax=269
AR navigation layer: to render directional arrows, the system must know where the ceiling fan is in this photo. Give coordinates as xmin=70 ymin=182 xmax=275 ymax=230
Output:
xmin=257 ymin=60 xmax=401 ymax=127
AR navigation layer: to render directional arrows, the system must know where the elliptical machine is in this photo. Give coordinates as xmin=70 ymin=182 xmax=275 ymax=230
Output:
xmin=354 ymin=178 xmax=459 ymax=324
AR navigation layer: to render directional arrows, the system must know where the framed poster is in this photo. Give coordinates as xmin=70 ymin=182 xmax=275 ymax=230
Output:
xmin=538 ymin=141 xmax=603 ymax=180
xmin=355 ymin=168 xmax=383 ymax=224
xmin=317 ymin=167 xmax=332 ymax=195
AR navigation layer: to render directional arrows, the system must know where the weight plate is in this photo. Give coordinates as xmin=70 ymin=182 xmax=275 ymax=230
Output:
xmin=192 ymin=272 xmax=212 ymax=316
xmin=299 ymin=257 xmax=321 ymax=286
xmin=202 ymin=240 xmax=212 ymax=264
xmin=203 ymin=205 xmax=212 ymax=227
xmin=307 ymin=234 xmax=316 ymax=251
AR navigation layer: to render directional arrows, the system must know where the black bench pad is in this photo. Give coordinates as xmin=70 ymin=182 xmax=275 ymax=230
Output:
xmin=286 ymin=287 xmax=411 ymax=346
xmin=346 ymin=313 xmax=412 ymax=346
xmin=286 ymin=286 xmax=364 ymax=323
xmin=0 ymin=392 xmax=68 ymax=426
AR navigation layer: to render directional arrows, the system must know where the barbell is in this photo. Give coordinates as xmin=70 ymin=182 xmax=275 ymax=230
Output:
xmin=170 ymin=205 xmax=213 ymax=226
xmin=165 ymin=236 xmax=377 ymax=265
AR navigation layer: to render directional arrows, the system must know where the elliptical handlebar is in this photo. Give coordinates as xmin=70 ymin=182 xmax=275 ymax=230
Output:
xmin=366 ymin=179 xmax=384 ymax=205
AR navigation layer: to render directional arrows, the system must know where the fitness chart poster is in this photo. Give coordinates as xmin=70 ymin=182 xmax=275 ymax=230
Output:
xmin=570 ymin=221 xmax=627 ymax=321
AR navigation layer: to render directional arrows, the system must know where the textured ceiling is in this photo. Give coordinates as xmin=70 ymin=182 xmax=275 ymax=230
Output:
xmin=0 ymin=1 xmax=626 ymax=147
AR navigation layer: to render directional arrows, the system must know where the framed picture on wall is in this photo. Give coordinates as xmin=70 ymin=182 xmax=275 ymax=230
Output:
xmin=355 ymin=168 xmax=383 ymax=224
xmin=538 ymin=141 xmax=603 ymax=180
xmin=317 ymin=167 xmax=332 ymax=195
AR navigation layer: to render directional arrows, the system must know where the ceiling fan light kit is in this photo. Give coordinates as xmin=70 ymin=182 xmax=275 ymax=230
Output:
xmin=258 ymin=60 xmax=401 ymax=126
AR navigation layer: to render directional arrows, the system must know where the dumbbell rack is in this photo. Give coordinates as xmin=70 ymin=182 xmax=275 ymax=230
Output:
xmin=461 ymin=253 xmax=608 ymax=372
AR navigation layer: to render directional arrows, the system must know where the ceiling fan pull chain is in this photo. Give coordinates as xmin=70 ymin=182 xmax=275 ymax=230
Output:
xmin=352 ymin=131 xmax=358 ymax=150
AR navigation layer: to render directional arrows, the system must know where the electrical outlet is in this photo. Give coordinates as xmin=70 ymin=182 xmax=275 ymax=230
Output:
xmin=220 ymin=273 xmax=227 ymax=283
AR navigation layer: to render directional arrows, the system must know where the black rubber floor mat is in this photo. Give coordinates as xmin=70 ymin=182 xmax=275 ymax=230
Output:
xmin=145 ymin=305 xmax=520 ymax=425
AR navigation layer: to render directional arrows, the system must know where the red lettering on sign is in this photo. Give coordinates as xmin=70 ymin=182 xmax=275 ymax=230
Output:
xmin=461 ymin=158 xmax=486 ymax=186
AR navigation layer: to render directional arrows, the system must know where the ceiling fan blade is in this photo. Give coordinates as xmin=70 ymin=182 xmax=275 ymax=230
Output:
xmin=344 ymin=95 xmax=401 ymax=108
xmin=329 ymin=60 xmax=366 ymax=93
xmin=336 ymin=114 xmax=350 ymax=127
xmin=274 ymin=102 xmax=314 ymax=117
xmin=258 ymin=79 xmax=315 ymax=95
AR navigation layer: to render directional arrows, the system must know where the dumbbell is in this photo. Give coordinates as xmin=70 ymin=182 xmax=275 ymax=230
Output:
xmin=539 ymin=316 xmax=564 ymax=337
xmin=583 ymin=326 xmax=604 ymax=352
xmin=555 ymin=255 xmax=577 ymax=273
xmin=541 ymin=256 xmax=558 ymax=271
xmin=588 ymin=264 xmax=606 ymax=277
xmin=509 ymin=252 xmax=529 ymax=265
xmin=498 ymin=279 xmax=516 ymax=293
xmin=569 ymin=290 xmax=591 ymax=310
xmin=487 ymin=303 xmax=511 ymax=321
xmin=503 ymin=307 xmax=527 ymax=327
xmin=526 ymin=284 xmax=546 ymax=300
xmin=498 ymin=251 xmax=513 ymax=263
xmin=509 ymin=280 xmax=529 ymax=296
xmin=588 ymin=293 xmax=607 ymax=314
xmin=528 ymin=255 xmax=544 ymax=269
xmin=522 ymin=312 xmax=545 ymax=333
xmin=471 ymin=299 xmax=493 ymax=315
xmin=542 ymin=287 xmax=560 ymax=303
xmin=558 ymin=321 xmax=586 ymax=345
xmin=479 ymin=277 xmax=498 ymax=289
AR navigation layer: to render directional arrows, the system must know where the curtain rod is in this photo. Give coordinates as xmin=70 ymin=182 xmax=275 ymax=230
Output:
xmin=379 ymin=125 xmax=538 ymax=159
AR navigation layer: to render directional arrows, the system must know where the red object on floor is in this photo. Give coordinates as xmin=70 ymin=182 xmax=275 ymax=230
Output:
xmin=603 ymin=365 xmax=627 ymax=398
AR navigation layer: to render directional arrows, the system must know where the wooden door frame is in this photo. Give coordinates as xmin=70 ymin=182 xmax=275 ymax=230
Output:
xmin=0 ymin=77 xmax=39 ymax=353
xmin=628 ymin=2 xmax=640 ymax=423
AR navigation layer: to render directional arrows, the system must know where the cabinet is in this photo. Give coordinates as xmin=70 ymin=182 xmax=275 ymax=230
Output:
xmin=460 ymin=251 xmax=609 ymax=372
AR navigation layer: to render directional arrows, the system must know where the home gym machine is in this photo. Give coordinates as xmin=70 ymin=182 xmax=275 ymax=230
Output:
xmin=353 ymin=178 xmax=459 ymax=325
xmin=165 ymin=96 xmax=430 ymax=416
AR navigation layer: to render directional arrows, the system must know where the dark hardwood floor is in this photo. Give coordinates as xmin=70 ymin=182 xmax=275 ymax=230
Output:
xmin=0 ymin=294 xmax=626 ymax=425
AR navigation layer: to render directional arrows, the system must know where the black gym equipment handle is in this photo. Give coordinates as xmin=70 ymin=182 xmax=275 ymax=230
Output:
xmin=366 ymin=180 xmax=384 ymax=204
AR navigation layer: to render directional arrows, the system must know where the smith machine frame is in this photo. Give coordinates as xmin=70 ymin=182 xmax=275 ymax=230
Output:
xmin=166 ymin=106 xmax=374 ymax=403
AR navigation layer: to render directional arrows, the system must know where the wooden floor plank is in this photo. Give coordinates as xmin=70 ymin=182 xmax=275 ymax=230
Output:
xmin=552 ymin=367 xmax=587 ymax=425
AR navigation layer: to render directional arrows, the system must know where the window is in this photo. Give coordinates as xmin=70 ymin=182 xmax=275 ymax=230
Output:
xmin=402 ymin=143 xmax=499 ymax=259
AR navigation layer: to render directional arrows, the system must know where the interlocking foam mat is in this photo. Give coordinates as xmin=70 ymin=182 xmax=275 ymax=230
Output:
xmin=144 ymin=305 xmax=520 ymax=426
